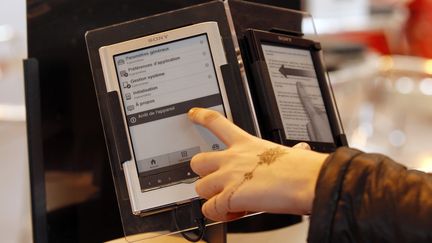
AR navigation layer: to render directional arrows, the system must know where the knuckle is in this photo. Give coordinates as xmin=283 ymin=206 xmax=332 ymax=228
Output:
xmin=237 ymin=132 xmax=252 ymax=143
xmin=294 ymin=142 xmax=311 ymax=150
xmin=300 ymin=142 xmax=311 ymax=150
xmin=195 ymin=179 xmax=206 ymax=197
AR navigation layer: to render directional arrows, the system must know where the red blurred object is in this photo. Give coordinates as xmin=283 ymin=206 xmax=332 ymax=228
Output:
xmin=406 ymin=0 xmax=432 ymax=58
xmin=322 ymin=30 xmax=391 ymax=55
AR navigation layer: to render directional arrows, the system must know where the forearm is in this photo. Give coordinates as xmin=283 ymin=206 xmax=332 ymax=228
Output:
xmin=308 ymin=147 xmax=432 ymax=243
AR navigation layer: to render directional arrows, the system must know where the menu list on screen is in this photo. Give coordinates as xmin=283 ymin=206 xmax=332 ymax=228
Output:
xmin=114 ymin=34 xmax=226 ymax=190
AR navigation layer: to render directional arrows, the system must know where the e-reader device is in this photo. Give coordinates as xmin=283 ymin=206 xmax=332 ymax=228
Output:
xmin=243 ymin=29 xmax=338 ymax=152
xmin=99 ymin=22 xmax=232 ymax=214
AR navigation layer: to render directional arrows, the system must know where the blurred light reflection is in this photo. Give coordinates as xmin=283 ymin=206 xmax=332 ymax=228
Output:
xmin=415 ymin=155 xmax=432 ymax=173
xmin=419 ymin=78 xmax=432 ymax=95
xmin=0 ymin=25 xmax=14 ymax=42
xmin=395 ymin=77 xmax=414 ymax=94
xmin=350 ymin=127 xmax=369 ymax=148
xmin=388 ymin=130 xmax=406 ymax=147
xmin=380 ymin=56 xmax=394 ymax=72
xmin=424 ymin=60 xmax=432 ymax=75
xmin=0 ymin=104 xmax=26 ymax=121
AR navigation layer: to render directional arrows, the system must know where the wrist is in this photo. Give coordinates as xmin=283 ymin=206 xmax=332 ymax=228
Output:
xmin=276 ymin=150 xmax=328 ymax=215
xmin=302 ymin=152 xmax=328 ymax=214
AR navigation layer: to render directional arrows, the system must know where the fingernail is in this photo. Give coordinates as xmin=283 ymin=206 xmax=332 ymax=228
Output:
xmin=188 ymin=107 xmax=199 ymax=119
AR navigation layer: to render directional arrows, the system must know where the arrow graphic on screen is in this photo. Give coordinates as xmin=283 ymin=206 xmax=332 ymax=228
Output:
xmin=278 ymin=64 xmax=315 ymax=78
xmin=278 ymin=64 xmax=290 ymax=78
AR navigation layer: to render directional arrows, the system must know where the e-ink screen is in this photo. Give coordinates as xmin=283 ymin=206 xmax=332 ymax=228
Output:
xmin=261 ymin=43 xmax=334 ymax=143
xmin=114 ymin=34 xmax=226 ymax=190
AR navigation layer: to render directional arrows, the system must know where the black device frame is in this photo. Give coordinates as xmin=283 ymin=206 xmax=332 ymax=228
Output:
xmin=242 ymin=29 xmax=342 ymax=152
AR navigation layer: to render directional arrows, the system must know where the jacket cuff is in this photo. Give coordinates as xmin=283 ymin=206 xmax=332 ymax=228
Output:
xmin=307 ymin=147 xmax=362 ymax=243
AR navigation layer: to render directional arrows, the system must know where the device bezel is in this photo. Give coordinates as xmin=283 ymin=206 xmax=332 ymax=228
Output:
xmin=98 ymin=22 xmax=232 ymax=214
xmin=243 ymin=29 xmax=338 ymax=152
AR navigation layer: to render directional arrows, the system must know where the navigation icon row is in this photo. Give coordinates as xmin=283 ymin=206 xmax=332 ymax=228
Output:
xmin=137 ymin=146 xmax=201 ymax=172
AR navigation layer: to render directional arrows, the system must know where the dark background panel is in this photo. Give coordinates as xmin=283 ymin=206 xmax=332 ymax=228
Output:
xmin=26 ymin=1 xmax=300 ymax=242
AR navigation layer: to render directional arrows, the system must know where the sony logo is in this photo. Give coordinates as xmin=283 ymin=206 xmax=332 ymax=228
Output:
xmin=148 ymin=35 xmax=168 ymax=43
xmin=278 ymin=36 xmax=292 ymax=42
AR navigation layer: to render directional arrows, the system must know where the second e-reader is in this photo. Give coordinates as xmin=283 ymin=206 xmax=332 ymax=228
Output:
xmin=243 ymin=29 xmax=339 ymax=152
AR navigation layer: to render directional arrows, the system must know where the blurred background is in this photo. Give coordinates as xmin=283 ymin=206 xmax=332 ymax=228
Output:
xmin=1 ymin=0 xmax=431 ymax=242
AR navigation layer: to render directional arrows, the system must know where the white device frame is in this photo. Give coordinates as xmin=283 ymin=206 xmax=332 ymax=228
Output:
xmin=99 ymin=22 xmax=232 ymax=214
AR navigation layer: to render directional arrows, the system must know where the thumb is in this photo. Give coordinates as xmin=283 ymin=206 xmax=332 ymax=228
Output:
xmin=188 ymin=108 xmax=251 ymax=147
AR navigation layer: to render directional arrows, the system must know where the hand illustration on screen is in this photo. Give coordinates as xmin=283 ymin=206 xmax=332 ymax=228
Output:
xmin=296 ymin=82 xmax=333 ymax=142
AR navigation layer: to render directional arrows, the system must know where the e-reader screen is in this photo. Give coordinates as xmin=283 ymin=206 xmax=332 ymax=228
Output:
xmin=261 ymin=43 xmax=334 ymax=143
xmin=113 ymin=34 xmax=226 ymax=191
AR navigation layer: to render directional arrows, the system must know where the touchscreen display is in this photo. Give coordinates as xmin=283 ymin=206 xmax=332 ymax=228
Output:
xmin=114 ymin=34 xmax=226 ymax=190
xmin=261 ymin=43 xmax=334 ymax=143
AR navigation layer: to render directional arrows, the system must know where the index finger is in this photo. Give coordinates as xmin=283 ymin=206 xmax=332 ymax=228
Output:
xmin=188 ymin=108 xmax=251 ymax=146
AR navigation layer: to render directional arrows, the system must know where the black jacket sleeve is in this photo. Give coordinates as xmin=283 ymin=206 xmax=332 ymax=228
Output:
xmin=307 ymin=147 xmax=432 ymax=243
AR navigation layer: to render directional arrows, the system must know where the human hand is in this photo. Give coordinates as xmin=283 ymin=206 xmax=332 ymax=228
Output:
xmin=188 ymin=108 xmax=328 ymax=221
xmin=296 ymin=81 xmax=333 ymax=142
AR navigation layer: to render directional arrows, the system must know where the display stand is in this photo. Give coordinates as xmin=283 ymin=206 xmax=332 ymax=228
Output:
xmin=85 ymin=1 xmax=347 ymax=242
